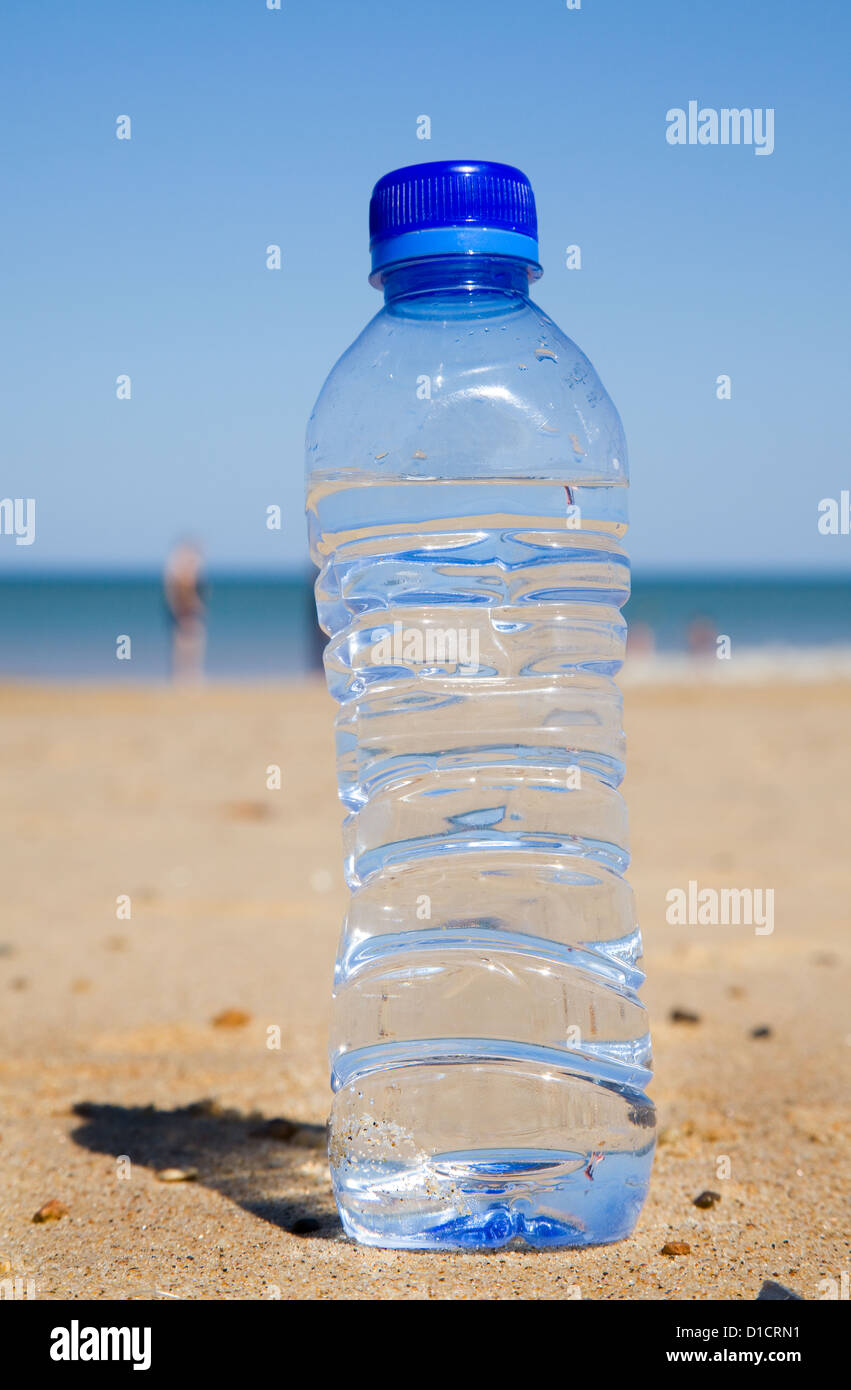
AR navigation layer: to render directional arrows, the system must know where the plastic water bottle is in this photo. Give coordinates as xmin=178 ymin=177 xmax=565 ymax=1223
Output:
xmin=306 ymin=161 xmax=655 ymax=1249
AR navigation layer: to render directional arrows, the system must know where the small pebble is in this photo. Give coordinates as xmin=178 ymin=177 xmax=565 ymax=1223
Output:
xmin=226 ymin=800 xmax=271 ymax=821
xmin=670 ymin=1008 xmax=701 ymax=1024
xmin=661 ymin=1241 xmax=691 ymax=1257
xmin=290 ymin=1218 xmax=320 ymax=1236
xmin=751 ymin=1025 xmax=772 ymax=1039
xmin=33 ymin=1199 xmax=69 ymax=1223
xmin=757 ymin=1280 xmax=803 ymax=1301
xmin=155 ymin=1168 xmax=198 ymax=1183
xmin=693 ymin=1190 xmax=721 ymax=1209
xmin=211 ymin=1008 xmax=252 ymax=1029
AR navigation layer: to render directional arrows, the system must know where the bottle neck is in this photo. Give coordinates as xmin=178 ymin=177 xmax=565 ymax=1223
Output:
xmin=380 ymin=255 xmax=534 ymax=317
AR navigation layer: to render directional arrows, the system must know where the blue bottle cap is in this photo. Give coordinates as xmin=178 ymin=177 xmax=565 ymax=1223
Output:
xmin=368 ymin=160 xmax=541 ymax=285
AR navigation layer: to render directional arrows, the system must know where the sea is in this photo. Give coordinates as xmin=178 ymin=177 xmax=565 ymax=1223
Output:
xmin=0 ymin=573 xmax=848 ymax=682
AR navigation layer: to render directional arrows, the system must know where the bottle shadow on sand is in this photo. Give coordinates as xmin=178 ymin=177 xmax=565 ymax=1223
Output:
xmin=70 ymin=1100 xmax=340 ymax=1240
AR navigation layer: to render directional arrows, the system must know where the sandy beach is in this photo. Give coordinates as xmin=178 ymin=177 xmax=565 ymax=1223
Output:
xmin=0 ymin=677 xmax=848 ymax=1300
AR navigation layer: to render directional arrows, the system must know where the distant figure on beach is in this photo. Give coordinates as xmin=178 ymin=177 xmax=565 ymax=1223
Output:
xmin=627 ymin=621 xmax=655 ymax=657
xmin=687 ymin=614 xmax=717 ymax=659
xmin=164 ymin=541 xmax=206 ymax=683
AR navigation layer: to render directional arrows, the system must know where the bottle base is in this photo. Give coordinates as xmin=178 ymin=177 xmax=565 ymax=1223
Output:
xmin=332 ymin=1145 xmax=654 ymax=1251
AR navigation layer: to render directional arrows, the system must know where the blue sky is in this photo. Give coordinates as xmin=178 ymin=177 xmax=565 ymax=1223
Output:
xmin=2 ymin=0 xmax=849 ymax=575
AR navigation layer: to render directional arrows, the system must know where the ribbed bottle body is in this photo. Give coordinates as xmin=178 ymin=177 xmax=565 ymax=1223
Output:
xmin=307 ymin=460 xmax=655 ymax=1248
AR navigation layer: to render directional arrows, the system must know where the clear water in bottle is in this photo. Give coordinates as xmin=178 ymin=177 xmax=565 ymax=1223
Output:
xmin=305 ymin=162 xmax=655 ymax=1249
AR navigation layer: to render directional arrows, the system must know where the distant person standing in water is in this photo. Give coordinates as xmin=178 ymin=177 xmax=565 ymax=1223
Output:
xmin=164 ymin=541 xmax=206 ymax=683
xmin=687 ymin=614 xmax=717 ymax=659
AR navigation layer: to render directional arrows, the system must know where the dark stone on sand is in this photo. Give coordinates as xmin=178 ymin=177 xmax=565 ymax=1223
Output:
xmin=670 ymin=1008 xmax=701 ymax=1024
xmin=757 ymin=1280 xmax=803 ymax=1301
xmin=693 ymin=1190 xmax=721 ymax=1209
xmin=750 ymin=1025 xmax=773 ymax=1038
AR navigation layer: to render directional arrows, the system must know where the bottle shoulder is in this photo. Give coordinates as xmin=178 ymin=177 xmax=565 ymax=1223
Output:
xmin=306 ymin=297 xmax=627 ymax=484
